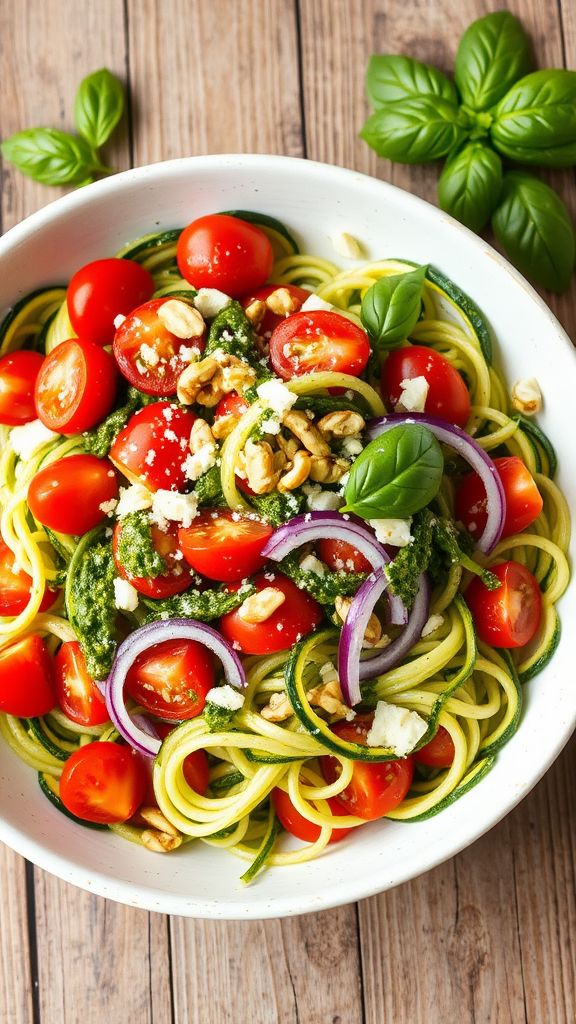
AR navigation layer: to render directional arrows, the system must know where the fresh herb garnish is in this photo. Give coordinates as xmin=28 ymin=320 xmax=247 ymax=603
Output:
xmin=360 ymin=265 xmax=427 ymax=351
xmin=438 ymin=144 xmax=503 ymax=234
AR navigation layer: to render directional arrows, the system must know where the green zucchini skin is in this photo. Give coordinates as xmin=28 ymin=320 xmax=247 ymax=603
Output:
xmin=519 ymin=613 xmax=561 ymax=684
xmin=118 ymin=229 xmax=182 ymax=262
xmin=403 ymin=755 xmax=496 ymax=822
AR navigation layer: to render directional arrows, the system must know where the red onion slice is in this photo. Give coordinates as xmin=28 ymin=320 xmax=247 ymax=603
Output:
xmin=366 ymin=413 xmax=505 ymax=553
xmin=261 ymin=511 xmax=407 ymax=625
xmin=105 ymin=619 xmax=246 ymax=757
xmin=358 ymin=573 xmax=430 ymax=681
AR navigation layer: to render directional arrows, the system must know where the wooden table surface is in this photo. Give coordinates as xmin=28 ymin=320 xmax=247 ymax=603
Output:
xmin=0 ymin=1 xmax=575 ymax=1022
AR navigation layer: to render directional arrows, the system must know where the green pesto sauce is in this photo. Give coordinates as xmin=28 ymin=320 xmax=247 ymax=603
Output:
xmin=193 ymin=464 xmax=224 ymax=506
xmin=116 ymin=511 xmax=166 ymax=579
xmin=204 ymin=301 xmax=259 ymax=366
xmin=83 ymin=387 xmax=158 ymax=458
xmin=204 ymin=702 xmax=237 ymax=732
xmin=249 ymin=491 xmax=305 ymax=526
xmin=278 ymin=551 xmax=367 ymax=606
xmin=65 ymin=529 xmax=117 ymax=680
xmin=142 ymin=583 xmax=254 ymax=623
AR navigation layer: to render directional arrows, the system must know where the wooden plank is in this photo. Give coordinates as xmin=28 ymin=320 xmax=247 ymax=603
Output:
xmin=170 ymin=908 xmax=363 ymax=1024
xmin=0 ymin=849 xmax=33 ymax=1024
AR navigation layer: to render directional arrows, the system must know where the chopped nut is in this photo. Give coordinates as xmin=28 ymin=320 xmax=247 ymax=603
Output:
xmin=283 ymin=409 xmax=331 ymax=456
xmin=511 ymin=377 xmax=542 ymax=416
xmin=277 ymin=449 xmax=312 ymax=491
xmin=335 ymin=595 xmax=382 ymax=646
xmin=265 ymin=287 xmax=298 ymax=316
xmin=158 ymin=299 xmax=205 ymax=339
xmin=272 ymin=449 xmax=288 ymax=473
xmin=238 ymin=586 xmax=286 ymax=623
xmin=306 ymin=678 xmax=350 ymax=720
xmin=309 ymin=456 xmax=350 ymax=484
xmin=244 ymin=298 xmax=267 ymax=326
xmin=138 ymin=806 xmax=181 ymax=837
xmin=244 ymin=438 xmax=281 ymax=493
xmin=212 ymin=413 xmax=240 ymax=440
xmin=177 ymin=356 xmax=221 ymax=404
xmin=330 ymin=231 xmax=365 ymax=260
xmin=142 ymin=829 xmax=183 ymax=853
xmin=260 ymin=690 xmax=293 ymax=722
xmin=317 ymin=410 xmax=366 ymax=438
xmin=276 ymin=433 xmax=300 ymax=460
xmin=189 ymin=418 xmax=215 ymax=454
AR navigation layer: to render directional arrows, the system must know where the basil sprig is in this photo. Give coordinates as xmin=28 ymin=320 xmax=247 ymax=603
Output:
xmin=1 ymin=68 xmax=124 ymax=187
xmin=341 ymin=424 xmax=444 ymax=520
xmin=361 ymin=264 xmax=427 ymax=351
xmin=361 ymin=11 xmax=576 ymax=293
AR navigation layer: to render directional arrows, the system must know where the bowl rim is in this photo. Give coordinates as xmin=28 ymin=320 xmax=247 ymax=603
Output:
xmin=0 ymin=153 xmax=574 ymax=919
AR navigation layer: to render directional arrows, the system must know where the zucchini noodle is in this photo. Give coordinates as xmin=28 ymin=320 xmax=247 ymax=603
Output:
xmin=0 ymin=228 xmax=570 ymax=880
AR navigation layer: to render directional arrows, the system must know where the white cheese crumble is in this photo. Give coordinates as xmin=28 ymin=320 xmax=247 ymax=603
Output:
xmin=299 ymin=293 xmax=333 ymax=313
xmin=205 ymin=684 xmax=245 ymax=711
xmin=367 ymin=701 xmax=427 ymax=755
xmin=183 ymin=444 xmax=217 ymax=482
xmin=139 ymin=342 xmax=160 ymax=367
xmin=300 ymin=553 xmax=327 ymax=575
xmin=116 ymin=483 xmax=153 ymax=518
xmin=339 ymin=434 xmax=364 ymax=458
xmin=193 ymin=288 xmax=231 ymax=319
xmin=99 ymin=498 xmax=118 ymax=516
xmin=113 ymin=313 xmax=126 ymax=329
xmin=151 ymin=489 xmax=198 ymax=529
xmin=256 ymin=378 xmax=297 ymax=418
xmin=370 ymin=517 xmax=413 ymax=548
xmin=395 ymin=376 xmax=429 ymax=413
xmin=113 ymin=577 xmax=139 ymax=612
xmin=303 ymin=482 xmax=343 ymax=512
xmin=330 ymin=231 xmax=364 ymax=260
xmin=421 ymin=614 xmax=445 ymax=638
xmin=9 ymin=419 xmax=58 ymax=460
xmin=510 ymin=377 xmax=542 ymax=416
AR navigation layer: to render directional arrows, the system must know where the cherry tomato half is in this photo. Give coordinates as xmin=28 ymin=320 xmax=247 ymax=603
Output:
xmin=414 ymin=726 xmax=455 ymax=768
xmin=381 ymin=345 xmax=471 ymax=428
xmin=155 ymin=723 xmax=210 ymax=794
xmin=177 ymin=214 xmax=273 ymax=298
xmin=455 ymin=455 xmax=543 ymax=542
xmin=113 ymin=519 xmax=193 ymax=598
xmin=34 ymin=337 xmax=117 ymax=434
xmin=219 ymin=572 xmax=323 ymax=655
xmin=0 ymin=537 xmax=57 ymax=616
xmin=178 ymin=509 xmax=273 ymax=583
xmin=55 ymin=641 xmax=109 ymax=727
xmin=67 ymin=257 xmax=154 ymax=346
xmin=465 ymin=560 xmax=542 ymax=648
xmin=240 ymin=284 xmax=310 ymax=338
xmin=113 ymin=297 xmax=205 ymax=396
xmin=0 ymin=635 xmax=56 ymax=717
xmin=320 ymin=716 xmax=414 ymax=820
xmin=59 ymin=741 xmax=147 ymax=824
xmin=271 ymin=788 xmax=353 ymax=844
xmin=213 ymin=392 xmax=255 ymax=495
xmin=110 ymin=402 xmax=196 ymax=492
xmin=125 ymin=637 xmax=215 ymax=721
xmin=0 ymin=351 xmax=44 ymax=426
xmin=28 ymin=454 xmax=119 ymax=535
xmin=317 ymin=538 xmax=372 ymax=574
xmin=269 ymin=310 xmax=371 ymax=380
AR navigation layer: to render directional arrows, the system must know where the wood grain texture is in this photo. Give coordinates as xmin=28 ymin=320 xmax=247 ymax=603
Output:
xmin=0 ymin=850 xmax=33 ymax=1024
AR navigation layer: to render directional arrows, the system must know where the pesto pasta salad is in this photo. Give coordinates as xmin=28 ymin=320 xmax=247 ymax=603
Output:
xmin=0 ymin=210 xmax=569 ymax=882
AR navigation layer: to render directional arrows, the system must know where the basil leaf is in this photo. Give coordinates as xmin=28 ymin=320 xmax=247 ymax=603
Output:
xmin=360 ymin=97 xmax=467 ymax=164
xmin=438 ymin=143 xmax=502 ymax=233
xmin=361 ymin=265 xmax=427 ymax=350
xmin=455 ymin=11 xmax=533 ymax=112
xmin=491 ymin=172 xmax=575 ymax=293
xmin=74 ymin=68 xmax=124 ymax=149
xmin=366 ymin=55 xmax=457 ymax=107
xmin=491 ymin=70 xmax=576 ymax=166
xmin=1 ymin=128 xmax=98 ymax=185
xmin=342 ymin=424 xmax=444 ymax=519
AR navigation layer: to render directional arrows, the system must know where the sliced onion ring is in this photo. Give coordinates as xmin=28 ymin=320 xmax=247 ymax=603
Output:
xmin=366 ymin=413 xmax=506 ymax=553
xmin=105 ymin=619 xmax=246 ymax=757
xmin=358 ymin=574 xmax=430 ymax=681
xmin=261 ymin=511 xmax=407 ymax=625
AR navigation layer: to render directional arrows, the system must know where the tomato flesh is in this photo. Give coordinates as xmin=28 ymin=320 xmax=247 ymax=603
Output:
xmin=219 ymin=572 xmax=323 ymax=655
xmin=381 ymin=345 xmax=471 ymax=428
xmin=414 ymin=726 xmax=455 ymax=768
xmin=177 ymin=214 xmax=273 ymax=298
xmin=0 ymin=537 xmax=57 ymax=615
xmin=155 ymin=723 xmax=210 ymax=794
xmin=0 ymin=351 xmax=44 ymax=425
xmin=34 ymin=337 xmax=117 ymax=433
xmin=59 ymin=741 xmax=147 ymax=824
xmin=113 ymin=519 xmax=193 ymax=598
xmin=113 ymin=297 xmax=205 ymax=396
xmin=27 ymin=454 xmax=119 ymax=535
xmin=0 ymin=635 xmax=56 ymax=717
xmin=465 ymin=560 xmax=542 ymax=648
xmin=317 ymin=538 xmax=372 ymax=574
xmin=455 ymin=455 xmax=543 ymax=542
xmin=55 ymin=641 xmax=109 ymax=727
xmin=269 ymin=310 xmax=371 ymax=380
xmin=125 ymin=637 xmax=215 ymax=721
xmin=271 ymin=788 xmax=353 ymax=844
xmin=110 ymin=402 xmax=196 ymax=492
xmin=67 ymin=257 xmax=154 ymax=346
xmin=240 ymin=284 xmax=310 ymax=338
xmin=178 ymin=509 xmax=273 ymax=582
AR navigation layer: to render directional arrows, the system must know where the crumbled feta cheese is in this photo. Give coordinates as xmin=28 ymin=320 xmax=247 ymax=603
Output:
xmin=299 ymin=293 xmax=333 ymax=313
xmin=338 ymin=471 xmax=350 ymax=494
xmin=256 ymin=378 xmax=297 ymax=417
xmin=330 ymin=231 xmax=364 ymax=260
xmin=510 ymin=377 xmax=542 ymax=416
xmin=395 ymin=376 xmax=429 ymax=413
xmin=113 ymin=313 xmax=126 ymax=329
xmin=151 ymin=489 xmax=198 ymax=528
xmin=367 ymin=701 xmax=427 ymax=756
xmin=300 ymin=553 xmax=327 ymax=575
xmin=178 ymin=345 xmax=200 ymax=364
xmin=370 ymin=517 xmax=413 ymax=548
xmin=9 ymin=420 xmax=58 ymax=460
xmin=205 ymin=684 xmax=245 ymax=711
xmin=113 ymin=577 xmax=139 ymax=612
xmin=261 ymin=417 xmax=282 ymax=435
xmin=139 ymin=342 xmax=160 ymax=367
xmin=421 ymin=614 xmax=445 ymax=638
xmin=116 ymin=483 xmax=153 ymax=518
xmin=193 ymin=288 xmax=231 ymax=319
xmin=303 ymin=482 xmax=343 ymax=512
xmin=339 ymin=434 xmax=364 ymax=458
xmin=319 ymin=661 xmax=338 ymax=684
xmin=183 ymin=445 xmax=217 ymax=482
xmin=99 ymin=498 xmax=118 ymax=516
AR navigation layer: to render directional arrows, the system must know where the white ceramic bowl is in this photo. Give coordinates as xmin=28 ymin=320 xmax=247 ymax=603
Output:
xmin=0 ymin=155 xmax=574 ymax=918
